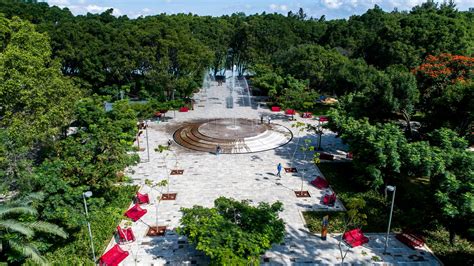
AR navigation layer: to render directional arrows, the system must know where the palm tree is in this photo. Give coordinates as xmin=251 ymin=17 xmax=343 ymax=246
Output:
xmin=0 ymin=192 xmax=68 ymax=265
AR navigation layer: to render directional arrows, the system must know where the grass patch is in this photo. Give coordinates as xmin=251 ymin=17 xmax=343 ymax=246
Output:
xmin=424 ymin=227 xmax=474 ymax=265
xmin=304 ymin=162 xmax=474 ymax=265
xmin=45 ymin=185 xmax=138 ymax=265
xmin=312 ymin=163 xmax=390 ymax=232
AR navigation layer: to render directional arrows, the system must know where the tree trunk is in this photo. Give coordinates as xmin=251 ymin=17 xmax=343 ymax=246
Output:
xmin=449 ymin=227 xmax=456 ymax=245
xmin=402 ymin=109 xmax=412 ymax=138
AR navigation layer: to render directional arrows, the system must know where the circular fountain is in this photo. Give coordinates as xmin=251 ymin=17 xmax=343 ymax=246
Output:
xmin=173 ymin=118 xmax=292 ymax=154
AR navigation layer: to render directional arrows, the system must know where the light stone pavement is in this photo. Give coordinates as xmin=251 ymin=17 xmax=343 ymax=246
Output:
xmin=105 ymin=77 xmax=441 ymax=265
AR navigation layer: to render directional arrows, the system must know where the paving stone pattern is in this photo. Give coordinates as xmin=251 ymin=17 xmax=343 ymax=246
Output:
xmin=105 ymin=77 xmax=441 ymax=265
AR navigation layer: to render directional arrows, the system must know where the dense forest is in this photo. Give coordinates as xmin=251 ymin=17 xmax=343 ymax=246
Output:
xmin=0 ymin=0 xmax=472 ymax=264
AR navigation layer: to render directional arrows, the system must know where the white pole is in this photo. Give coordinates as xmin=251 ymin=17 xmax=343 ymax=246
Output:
xmin=83 ymin=193 xmax=96 ymax=263
xmin=146 ymin=122 xmax=150 ymax=162
xmin=384 ymin=186 xmax=396 ymax=254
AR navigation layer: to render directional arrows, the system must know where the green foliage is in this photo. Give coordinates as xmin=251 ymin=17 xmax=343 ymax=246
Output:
xmin=250 ymin=64 xmax=284 ymax=97
xmin=0 ymin=193 xmax=67 ymax=265
xmin=130 ymin=99 xmax=185 ymax=120
xmin=424 ymin=227 xmax=474 ymax=265
xmin=0 ymin=15 xmax=82 ymax=192
xmin=44 ymin=185 xmax=137 ymax=265
xmin=308 ymin=161 xmax=474 ymax=265
xmin=280 ymin=75 xmax=317 ymax=111
xmin=273 ymin=44 xmax=349 ymax=91
xmin=327 ymin=110 xmax=406 ymax=188
xmin=154 ymin=145 xmax=170 ymax=153
xmin=429 ymin=128 xmax=474 ymax=244
xmin=178 ymin=197 xmax=285 ymax=265
xmin=32 ymin=97 xmax=139 ymax=229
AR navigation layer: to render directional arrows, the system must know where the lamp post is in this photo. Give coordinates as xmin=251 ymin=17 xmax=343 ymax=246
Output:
xmin=384 ymin=185 xmax=396 ymax=254
xmin=82 ymin=191 xmax=96 ymax=263
xmin=145 ymin=120 xmax=150 ymax=162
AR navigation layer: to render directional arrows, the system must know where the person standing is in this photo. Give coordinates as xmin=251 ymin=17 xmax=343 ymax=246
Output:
xmin=267 ymin=116 xmax=271 ymax=125
xmin=216 ymin=144 xmax=221 ymax=156
xmin=276 ymin=163 xmax=282 ymax=177
xmin=260 ymin=114 xmax=264 ymax=124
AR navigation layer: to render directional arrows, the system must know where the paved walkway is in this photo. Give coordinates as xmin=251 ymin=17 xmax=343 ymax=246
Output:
xmin=105 ymin=77 xmax=441 ymax=265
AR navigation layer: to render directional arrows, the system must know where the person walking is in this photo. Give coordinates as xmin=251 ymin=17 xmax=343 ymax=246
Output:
xmin=260 ymin=114 xmax=264 ymax=124
xmin=276 ymin=163 xmax=282 ymax=177
xmin=216 ymin=144 xmax=221 ymax=156
xmin=267 ymin=116 xmax=271 ymax=125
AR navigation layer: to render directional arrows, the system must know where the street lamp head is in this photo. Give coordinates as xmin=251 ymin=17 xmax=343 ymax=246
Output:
xmin=386 ymin=185 xmax=396 ymax=192
xmin=83 ymin=191 xmax=93 ymax=198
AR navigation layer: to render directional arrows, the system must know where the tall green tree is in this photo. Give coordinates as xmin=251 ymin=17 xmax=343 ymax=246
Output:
xmin=178 ymin=197 xmax=285 ymax=265
xmin=386 ymin=66 xmax=419 ymax=135
xmin=0 ymin=16 xmax=81 ymax=191
xmin=429 ymin=128 xmax=474 ymax=244
xmin=327 ymin=110 xmax=406 ymax=188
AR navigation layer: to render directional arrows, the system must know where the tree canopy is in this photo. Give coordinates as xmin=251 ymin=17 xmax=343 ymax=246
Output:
xmin=178 ymin=197 xmax=285 ymax=265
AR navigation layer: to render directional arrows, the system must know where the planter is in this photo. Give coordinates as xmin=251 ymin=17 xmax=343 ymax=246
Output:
xmin=170 ymin=170 xmax=184 ymax=175
xmin=284 ymin=167 xmax=298 ymax=173
xmin=161 ymin=193 xmax=177 ymax=200
xmin=146 ymin=226 xmax=167 ymax=237
xmin=294 ymin=191 xmax=311 ymax=198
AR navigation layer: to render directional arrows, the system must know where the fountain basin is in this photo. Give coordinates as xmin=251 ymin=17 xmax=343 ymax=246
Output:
xmin=173 ymin=119 xmax=292 ymax=154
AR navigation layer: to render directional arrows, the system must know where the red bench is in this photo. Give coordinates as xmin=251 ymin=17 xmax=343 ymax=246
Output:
xmin=396 ymin=232 xmax=424 ymax=249
xmin=323 ymin=193 xmax=337 ymax=206
xmin=346 ymin=152 xmax=353 ymax=159
xmin=319 ymin=153 xmax=334 ymax=160
xmin=311 ymin=176 xmax=329 ymax=189
xmin=124 ymin=204 xmax=147 ymax=222
xmin=179 ymin=106 xmax=189 ymax=112
xmin=271 ymin=106 xmax=281 ymax=112
xmin=99 ymin=244 xmax=129 ymax=266
xmin=136 ymin=192 xmax=149 ymax=204
xmin=318 ymin=116 xmax=329 ymax=122
xmin=285 ymin=109 xmax=296 ymax=115
xmin=343 ymin=228 xmax=369 ymax=248
xmin=117 ymin=226 xmax=135 ymax=244
xmin=302 ymin=112 xmax=312 ymax=118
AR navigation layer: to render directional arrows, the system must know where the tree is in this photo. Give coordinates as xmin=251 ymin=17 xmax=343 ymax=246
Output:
xmin=0 ymin=193 xmax=68 ymax=264
xmin=338 ymin=197 xmax=367 ymax=264
xmin=0 ymin=15 xmax=81 ymax=191
xmin=249 ymin=64 xmax=284 ymax=97
xmin=280 ymin=75 xmax=317 ymax=111
xmin=273 ymin=44 xmax=348 ymax=91
xmin=413 ymin=54 xmax=473 ymax=134
xmin=178 ymin=197 xmax=285 ymax=264
xmin=33 ymin=98 xmax=139 ymax=229
xmin=386 ymin=66 xmax=419 ymax=135
xmin=327 ymin=110 xmax=406 ymax=188
xmin=429 ymin=128 xmax=474 ymax=245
